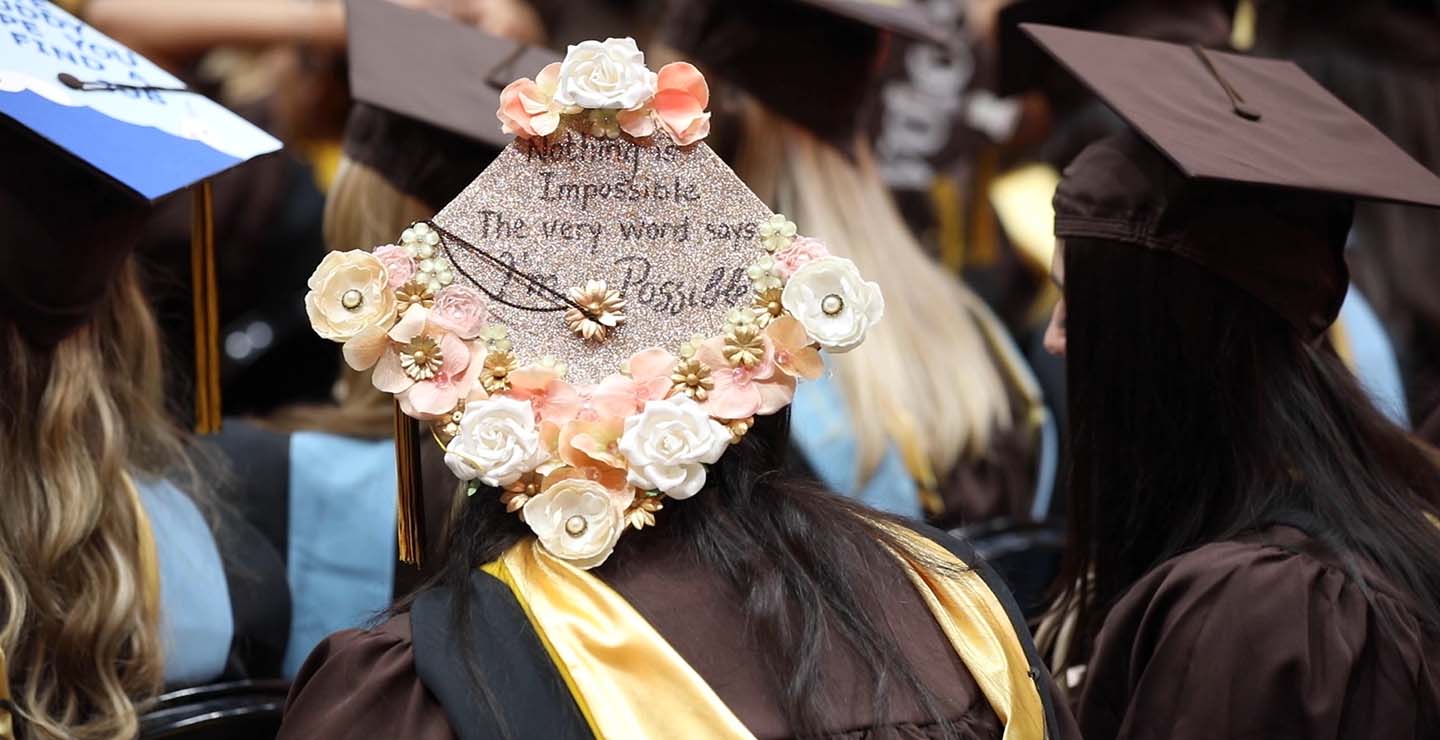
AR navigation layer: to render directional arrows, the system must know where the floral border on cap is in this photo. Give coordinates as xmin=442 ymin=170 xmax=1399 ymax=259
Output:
xmin=306 ymin=40 xmax=884 ymax=569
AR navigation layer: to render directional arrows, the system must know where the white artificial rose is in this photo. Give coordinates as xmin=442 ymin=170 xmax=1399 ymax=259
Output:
xmin=304 ymin=250 xmax=398 ymax=342
xmin=780 ymin=256 xmax=884 ymax=353
xmin=552 ymin=37 xmax=658 ymax=110
xmin=444 ymin=396 xmax=548 ymax=487
xmin=618 ymin=397 xmax=731 ymax=499
xmin=523 ymin=478 xmax=629 ymax=569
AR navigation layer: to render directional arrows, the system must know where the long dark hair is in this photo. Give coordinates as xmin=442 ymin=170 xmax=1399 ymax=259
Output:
xmin=401 ymin=410 xmax=961 ymax=738
xmin=1054 ymin=237 xmax=1440 ymax=649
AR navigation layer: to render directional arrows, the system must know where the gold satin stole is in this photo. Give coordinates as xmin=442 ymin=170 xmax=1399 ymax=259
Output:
xmin=483 ymin=527 xmax=1048 ymax=740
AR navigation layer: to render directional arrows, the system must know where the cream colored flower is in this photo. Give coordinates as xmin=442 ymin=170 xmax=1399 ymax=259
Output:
xmin=400 ymin=222 xmax=454 ymax=293
xmin=305 ymin=250 xmax=397 ymax=342
xmin=524 ymin=478 xmax=631 ymax=569
xmin=444 ymin=396 xmax=549 ymax=486
xmin=618 ymin=397 xmax=731 ymax=499
xmin=588 ymin=109 xmax=621 ymax=138
xmin=552 ymin=37 xmax=657 ymax=110
xmin=759 ymin=214 xmax=797 ymax=252
xmin=780 ymin=256 xmax=884 ymax=353
xmin=747 ymin=255 xmax=783 ymax=292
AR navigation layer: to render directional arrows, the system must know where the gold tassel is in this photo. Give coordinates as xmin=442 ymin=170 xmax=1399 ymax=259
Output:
xmin=0 ymin=645 xmax=12 ymax=740
xmin=394 ymin=400 xmax=427 ymax=566
xmin=189 ymin=180 xmax=222 ymax=434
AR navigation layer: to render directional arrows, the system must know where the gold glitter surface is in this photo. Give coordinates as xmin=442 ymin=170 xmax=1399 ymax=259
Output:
xmin=433 ymin=124 xmax=773 ymax=385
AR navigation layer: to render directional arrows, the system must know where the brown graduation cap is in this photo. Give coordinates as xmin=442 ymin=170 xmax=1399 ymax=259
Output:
xmin=343 ymin=0 xmax=561 ymax=209
xmin=661 ymin=0 xmax=942 ymax=149
xmin=1023 ymin=23 xmax=1440 ymax=337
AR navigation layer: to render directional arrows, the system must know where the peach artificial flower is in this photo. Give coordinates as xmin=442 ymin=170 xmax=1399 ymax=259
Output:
xmin=305 ymin=250 xmax=397 ymax=342
xmin=349 ymin=305 xmax=484 ymax=419
xmin=766 ymin=316 xmax=824 ymax=380
xmin=652 ymin=62 xmax=710 ymax=145
xmin=589 ymin=348 xmax=676 ymax=417
xmin=508 ymin=366 xmax=583 ymax=424
xmin=557 ymin=416 xmax=626 ymax=472
xmin=497 ymin=62 xmax=564 ymax=139
xmin=616 ymin=62 xmax=711 ymax=143
xmin=695 ymin=336 xmax=795 ymax=420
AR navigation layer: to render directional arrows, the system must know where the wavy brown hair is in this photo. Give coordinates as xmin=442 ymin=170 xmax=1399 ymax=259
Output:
xmin=0 ymin=259 xmax=198 ymax=739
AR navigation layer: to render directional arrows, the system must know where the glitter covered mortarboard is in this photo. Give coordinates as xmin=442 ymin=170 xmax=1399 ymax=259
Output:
xmin=306 ymin=39 xmax=884 ymax=568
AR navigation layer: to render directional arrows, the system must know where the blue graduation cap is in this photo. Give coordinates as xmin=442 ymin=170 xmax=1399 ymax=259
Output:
xmin=0 ymin=1 xmax=282 ymax=431
xmin=0 ymin=0 xmax=280 ymax=200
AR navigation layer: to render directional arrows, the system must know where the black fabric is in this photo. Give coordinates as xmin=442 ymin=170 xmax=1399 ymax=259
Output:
xmin=660 ymin=0 xmax=884 ymax=149
xmin=204 ymin=419 xmax=294 ymax=679
xmin=411 ymin=570 xmax=591 ymax=740
xmin=213 ymin=502 xmax=293 ymax=680
xmin=0 ymin=120 xmax=151 ymax=349
xmin=206 ymin=420 xmax=291 ymax=558
xmin=1054 ymin=130 xmax=1354 ymax=339
xmin=343 ymin=104 xmax=503 ymax=213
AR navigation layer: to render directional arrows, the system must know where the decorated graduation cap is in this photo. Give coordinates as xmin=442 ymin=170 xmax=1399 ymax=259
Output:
xmin=661 ymin=0 xmax=943 ymax=149
xmin=0 ymin=0 xmax=281 ymax=431
xmin=306 ymin=39 xmax=884 ymax=568
xmin=343 ymin=0 xmax=560 ymax=209
xmin=1024 ymin=24 xmax=1440 ymax=337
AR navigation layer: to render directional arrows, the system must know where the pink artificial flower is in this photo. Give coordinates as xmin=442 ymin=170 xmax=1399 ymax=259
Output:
xmin=509 ymin=367 xmax=583 ymax=424
xmin=696 ymin=336 xmax=796 ymax=419
xmin=429 ymin=284 xmax=488 ymax=339
xmin=773 ymin=236 xmax=831 ymax=278
xmin=652 ymin=63 xmax=710 ymax=145
xmin=497 ymin=63 xmax=563 ymax=139
xmin=360 ymin=305 xmax=483 ymax=419
xmin=373 ymin=244 xmax=415 ymax=289
xmin=590 ymin=348 xmax=676 ymax=417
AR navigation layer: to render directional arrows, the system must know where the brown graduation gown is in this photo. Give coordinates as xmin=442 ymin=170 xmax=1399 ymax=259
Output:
xmin=1078 ymin=524 xmax=1440 ymax=740
xmin=279 ymin=533 xmax=1082 ymax=739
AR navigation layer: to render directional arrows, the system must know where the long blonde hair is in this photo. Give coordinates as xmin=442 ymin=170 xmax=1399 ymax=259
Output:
xmin=269 ymin=156 xmax=432 ymax=437
xmin=735 ymin=102 xmax=1016 ymax=483
xmin=0 ymin=260 xmax=193 ymax=739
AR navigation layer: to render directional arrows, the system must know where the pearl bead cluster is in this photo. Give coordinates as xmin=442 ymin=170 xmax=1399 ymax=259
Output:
xmin=401 ymin=222 xmax=456 ymax=293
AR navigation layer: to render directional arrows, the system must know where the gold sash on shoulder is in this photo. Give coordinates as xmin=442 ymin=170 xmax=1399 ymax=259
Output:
xmin=483 ymin=526 xmax=1047 ymax=740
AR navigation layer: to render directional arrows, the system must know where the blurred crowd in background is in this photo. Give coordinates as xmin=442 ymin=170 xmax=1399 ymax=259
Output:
xmin=4 ymin=0 xmax=1440 ymax=737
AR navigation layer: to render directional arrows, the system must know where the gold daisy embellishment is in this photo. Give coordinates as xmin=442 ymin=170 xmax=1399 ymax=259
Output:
xmin=395 ymin=279 xmax=436 ymax=314
xmin=399 ymin=335 xmax=444 ymax=381
xmin=480 ymin=350 xmax=519 ymax=394
xmin=670 ymin=357 xmax=714 ymax=401
xmin=751 ymin=287 xmax=784 ymax=327
xmin=565 ymin=280 xmax=626 ymax=342
xmin=502 ymin=472 xmax=545 ymax=515
xmin=626 ymin=495 xmax=664 ymax=530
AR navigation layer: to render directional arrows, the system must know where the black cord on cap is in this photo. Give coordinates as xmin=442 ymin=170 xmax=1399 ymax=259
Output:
xmin=425 ymin=220 xmax=601 ymax=321
xmin=56 ymin=72 xmax=194 ymax=95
